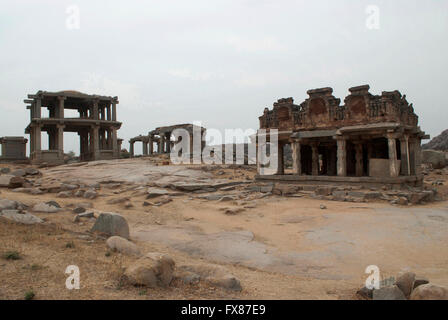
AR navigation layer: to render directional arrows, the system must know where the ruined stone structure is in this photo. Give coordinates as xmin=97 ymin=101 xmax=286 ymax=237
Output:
xmin=129 ymin=124 xmax=206 ymax=157
xmin=0 ymin=136 xmax=28 ymax=161
xmin=24 ymin=90 xmax=122 ymax=164
xmin=256 ymin=85 xmax=429 ymax=187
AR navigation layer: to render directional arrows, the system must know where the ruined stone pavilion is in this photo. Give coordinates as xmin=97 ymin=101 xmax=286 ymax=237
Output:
xmin=256 ymin=85 xmax=429 ymax=187
xmin=0 ymin=136 xmax=28 ymax=161
xmin=129 ymin=124 xmax=206 ymax=157
xmin=24 ymin=90 xmax=122 ymax=164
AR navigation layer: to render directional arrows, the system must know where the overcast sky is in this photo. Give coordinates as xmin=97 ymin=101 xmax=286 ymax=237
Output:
xmin=1 ymin=0 xmax=447 ymax=155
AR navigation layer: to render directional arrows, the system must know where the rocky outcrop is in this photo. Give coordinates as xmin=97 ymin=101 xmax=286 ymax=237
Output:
xmin=422 ymin=150 xmax=446 ymax=169
xmin=422 ymin=129 xmax=448 ymax=151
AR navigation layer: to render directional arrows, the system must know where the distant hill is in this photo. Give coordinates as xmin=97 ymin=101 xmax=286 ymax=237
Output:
xmin=422 ymin=129 xmax=448 ymax=151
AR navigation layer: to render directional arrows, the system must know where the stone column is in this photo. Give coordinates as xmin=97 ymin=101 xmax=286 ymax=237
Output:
xmin=387 ymin=134 xmax=399 ymax=177
xmin=35 ymin=98 xmax=42 ymax=118
xmin=311 ymin=143 xmax=319 ymax=176
xmin=130 ymin=141 xmax=134 ymax=157
xmin=354 ymin=142 xmax=363 ymax=177
xmin=93 ymin=99 xmax=99 ymax=120
xmin=400 ymin=135 xmax=410 ymax=175
xmin=159 ymin=135 xmax=165 ymax=153
xmin=91 ymin=125 xmax=100 ymax=160
xmin=33 ymin=124 xmax=42 ymax=162
xmin=275 ymin=142 xmax=284 ymax=175
xmin=336 ymin=137 xmax=347 ymax=176
xmin=111 ymin=128 xmax=118 ymax=157
xmin=148 ymin=136 xmax=153 ymax=154
xmin=57 ymin=96 xmax=65 ymax=119
xmin=107 ymin=104 xmax=111 ymax=121
xmin=291 ymin=140 xmax=301 ymax=175
xmin=57 ymin=124 xmax=65 ymax=160
xmin=112 ymin=102 xmax=117 ymax=121
xmin=165 ymin=133 xmax=171 ymax=153
xmin=143 ymin=139 xmax=148 ymax=156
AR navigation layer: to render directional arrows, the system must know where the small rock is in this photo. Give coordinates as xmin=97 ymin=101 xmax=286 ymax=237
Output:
xmin=60 ymin=184 xmax=79 ymax=191
xmin=0 ymin=167 xmax=11 ymax=174
xmin=372 ymin=285 xmax=406 ymax=300
xmin=0 ymin=175 xmax=25 ymax=188
xmin=46 ymin=200 xmax=61 ymax=208
xmin=25 ymin=168 xmax=40 ymax=175
xmin=73 ymin=207 xmax=86 ymax=214
xmin=106 ymin=236 xmax=141 ymax=256
xmin=106 ymin=197 xmax=129 ymax=205
xmin=320 ymin=204 xmax=327 ymax=209
xmin=57 ymin=191 xmax=72 ymax=198
xmin=32 ymin=202 xmax=60 ymax=213
xmin=410 ymin=283 xmax=448 ymax=300
xmin=356 ymin=286 xmax=373 ymax=299
xmin=0 ymin=199 xmax=19 ymax=210
xmin=83 ymin=189 xmax=97 ymax=199
xmin=74 ymin=190 xmax=84 ymax=197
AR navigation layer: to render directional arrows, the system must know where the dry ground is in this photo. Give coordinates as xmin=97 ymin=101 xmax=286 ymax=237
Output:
xmin=0 ymin=158 xmax=447 ymax=300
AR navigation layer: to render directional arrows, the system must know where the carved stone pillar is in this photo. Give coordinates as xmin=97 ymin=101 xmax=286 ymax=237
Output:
xmin=291 ymin=140 xmax=301 ymax=175
xmin=387 ymin=133 xmax=399 ymax=177
xmin=311 ymin=143 xmax=319 ymax=176
xmin=354 ymin=142 xmax=363 ymax=177
xmin=400 ymin=135 xmax=410 ymax=175
xmin=57 ymin=96 xmax=65 ymax=119
xmin=57 ymin=124 xmax=65 ymax=160
xmin=336 ymin=137 xmax=347 ymax=176
xmin=275 ymin=142 xmax=284 ymax=175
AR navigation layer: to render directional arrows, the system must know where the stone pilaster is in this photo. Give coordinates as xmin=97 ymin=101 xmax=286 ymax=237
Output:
xmin=400 ymin=135 xmax=410 ymax=175
xmin=387 ymin=133 xmax=399 ymax=177
xmin=311 ymin=143 xmax=319 ymax=176
xmin=354 ymin=142 xmax=363 ymax=177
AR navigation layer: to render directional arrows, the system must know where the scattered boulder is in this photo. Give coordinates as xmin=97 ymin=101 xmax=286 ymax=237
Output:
xmin=73 ymin=211 xmax=94 ymax=223
xmin=91 ymin=213 xmax=130 ymax=239
xmin=46 ymin=200 xmax=61 ymax=208
xmin=124 ymin=252 xmax=175 ymax=287
xmin=372 ymin=285 xmax=406 ymax=300
xmin=74 ymin=190 xmax=85 ymax=197
xmin=106 ymin=197 xmax=129 ymax=205
xmin=394 ymin=272 xmax=415 ymax=297
xmin=0 ymin=175 xmax=24 ymax=188
xmin=410 ymin=283 xmax=448 ymax=300
xmin=106 ymin=236 xmax=141 ymax=256
xmin=25 ymin=168 xmax=40 ymax=176
xmin=10 ymin=169 xmax=26 ymax=177
xmin=176 ymin=264 xmax=242 ymax=291
xmin=32 ymin=202 xmax=60 ymax=213
xmin=413 ymin=276 xmax=430 ymax=289
xmin=0 ymin=211 xmax=43 ymax=225
xmin=83 ymin=189 xmax=97 ymax=199
xmin=0 ymin=167 xmax=11 ymax=174
xmin=57 ymin=191 xmax=72 ymax=198
xmin=60 ymin=184 xmax=78 ymax=191
xmin=422 ymin=150 xmax=446 ymax=169
xmin=0 ymin=199 xmax=19 ymax=210
xmin=73 ymin=207 xmax=86 ymax=214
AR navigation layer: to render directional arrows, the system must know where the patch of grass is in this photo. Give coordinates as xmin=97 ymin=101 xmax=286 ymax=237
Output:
xmin=65 ymin=241 xmax=75 ymax=249
xmin=24 ymin=290 xmax=35 ymax=300
xmin=139 ymin=289 xmax=147 ymax=296
xmin=2 ymin=250 xmax=21 ymax=260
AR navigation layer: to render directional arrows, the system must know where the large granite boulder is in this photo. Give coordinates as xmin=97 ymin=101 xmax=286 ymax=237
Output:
xmin=422 ymin=150 xmax=446 ymax=169
xmin=91 ymin=213 xmax=130 ymax=239
xmin=124 ymin=252 xmax=175 ymax=288
xmin=410 ymin=283 xmax=448 ymax=300
xmin=106 ymin=236 xmax=141 ymax=256
xmin=372 ymin=285 xmax=406 ymax=300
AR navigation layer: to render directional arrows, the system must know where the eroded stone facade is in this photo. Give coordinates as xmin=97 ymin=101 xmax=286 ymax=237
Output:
xmin=0 ymin=136 xmax=28 ymax=161
xmin=256 ymin=85 xmax=429 ymax=187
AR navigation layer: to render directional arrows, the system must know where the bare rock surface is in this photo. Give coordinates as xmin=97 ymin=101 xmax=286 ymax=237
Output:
xmin=372 ymin=285 xmax=406 ymax=300
xmin=32 ymin=202 xmax=60 ymax=213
